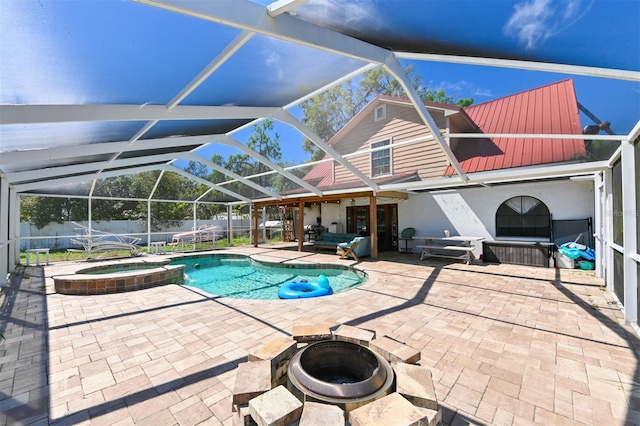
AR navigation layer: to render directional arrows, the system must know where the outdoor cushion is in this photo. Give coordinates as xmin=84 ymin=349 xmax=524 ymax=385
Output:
xmin=313 ymin=233 xmax=360 ymax=247
xmin=337 ymin=236 xmax=371 ymax=258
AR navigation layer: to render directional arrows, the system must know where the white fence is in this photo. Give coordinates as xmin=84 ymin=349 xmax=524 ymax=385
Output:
xmin=19 ymin=218 xmax=254 ymax=251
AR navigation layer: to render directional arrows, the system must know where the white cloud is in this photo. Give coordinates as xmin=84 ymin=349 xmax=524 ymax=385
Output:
xmin=299 ymin=0 xmax=378 ymax=28
xmin=262 ymin=49 xmax=284 ymax=80
xmin=472 ymin=87 xmax=494 ymax=98
xmin=504 ymin=0 xmax=593 ymax=49
xmin=432 ymin=80 xmax=493 ymax=99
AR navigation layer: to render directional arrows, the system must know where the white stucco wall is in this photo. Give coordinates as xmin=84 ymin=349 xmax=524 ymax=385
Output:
xmin=400 ymin=179 xmax=595 ymax=244
xmin=318 ymin=203 xmax=346 ymax=231
xmin=289 ymin=179 xmax=595 ymax=256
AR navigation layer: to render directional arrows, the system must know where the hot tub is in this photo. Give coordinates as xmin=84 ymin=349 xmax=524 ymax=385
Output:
xmin=53 ymin=260 xmax=185 ymax=295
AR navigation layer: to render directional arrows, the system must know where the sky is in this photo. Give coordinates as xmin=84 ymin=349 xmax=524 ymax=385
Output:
xmin=219 ymin=0 xmax=640 ymax=165
xmin=1 ymin=0 xmax=638 ymax=168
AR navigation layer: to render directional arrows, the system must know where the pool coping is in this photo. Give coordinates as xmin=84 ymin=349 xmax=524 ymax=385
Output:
xmin=51 ymin=250 xmax=371 ymax=297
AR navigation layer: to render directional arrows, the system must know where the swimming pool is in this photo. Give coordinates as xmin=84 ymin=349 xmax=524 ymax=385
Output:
xmin=170 ymin=254 xmax=367 ymax=300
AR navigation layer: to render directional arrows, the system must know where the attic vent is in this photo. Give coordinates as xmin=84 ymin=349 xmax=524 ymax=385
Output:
xmin=374 ymin=105 xmax=386 ymax=122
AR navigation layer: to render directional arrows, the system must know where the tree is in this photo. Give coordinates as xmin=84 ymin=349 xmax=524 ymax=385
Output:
xmin=223 ymin=119 xmax=282 ymax=198
xmin=301 ymin=65 xmax=473 ymax=161
xmin=21 ymin=195 xmax=88 ymax=229
xmin=92 ymin=175 xmax=139 ymax=221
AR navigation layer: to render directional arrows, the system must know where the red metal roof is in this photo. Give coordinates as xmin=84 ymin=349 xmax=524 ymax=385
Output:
xmin=454 ymin=79 xmax=586 ymax=173
xmin=303 ymin=161 xmax=334 ymax=187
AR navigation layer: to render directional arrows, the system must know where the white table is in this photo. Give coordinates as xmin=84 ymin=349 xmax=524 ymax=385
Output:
xmin=413 ymin=236 xmax=485 ymax=264
xmin=148 ymin=241 xmax=166 ymax=254
xmin=25 ymin=248 xmax=50 ymax=266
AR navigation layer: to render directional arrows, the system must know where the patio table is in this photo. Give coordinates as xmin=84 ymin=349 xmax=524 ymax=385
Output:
xmin=413 ymin=235 xmax=485 ymax=264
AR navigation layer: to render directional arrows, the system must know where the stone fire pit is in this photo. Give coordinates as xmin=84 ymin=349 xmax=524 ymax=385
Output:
xmin=231 ymin=324 xmax=442 ymax=426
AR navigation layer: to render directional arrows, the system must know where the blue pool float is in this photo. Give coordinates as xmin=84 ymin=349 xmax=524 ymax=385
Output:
xmin=559 ymin=242 xmax=595 ymax=261
xmin=278 ymin=275 xmax=333 ymax=299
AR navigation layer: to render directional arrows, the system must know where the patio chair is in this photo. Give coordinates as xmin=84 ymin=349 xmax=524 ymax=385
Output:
xmin=337 ymin=237 xmax=364 ymax=261
xmin=398 ymin=227 xmax=416 ymax=253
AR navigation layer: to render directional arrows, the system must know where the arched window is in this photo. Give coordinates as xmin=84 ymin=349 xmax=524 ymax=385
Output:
xmin=496 ymin=196 xmax=551 ymax=239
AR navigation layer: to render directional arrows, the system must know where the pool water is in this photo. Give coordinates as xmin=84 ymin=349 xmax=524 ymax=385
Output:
xmin=170 ymin=255 xmax=366 ymax=300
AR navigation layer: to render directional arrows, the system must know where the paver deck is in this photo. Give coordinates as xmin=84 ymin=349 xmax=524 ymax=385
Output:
xmin=1 ymin=244 xmax=639 ymax=425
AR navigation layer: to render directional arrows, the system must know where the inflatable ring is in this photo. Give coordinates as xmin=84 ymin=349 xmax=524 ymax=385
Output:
xmin=278 ymin=275 xmax=333 ymax=299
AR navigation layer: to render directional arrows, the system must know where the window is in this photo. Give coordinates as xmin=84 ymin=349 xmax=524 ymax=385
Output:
xmin=374 ymin=104 xmax=386 ymax=122
xmin=371 ymin=139 xmax=391 ymax=177
xmin=496 ymin=196 xmax=551 ymax=238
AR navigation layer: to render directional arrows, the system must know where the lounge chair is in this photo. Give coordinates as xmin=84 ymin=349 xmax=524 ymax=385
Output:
xmin=70 ymin=222 xmax=141 ymax=259
xmin=337 ymin=236 xmax=367 ymax=261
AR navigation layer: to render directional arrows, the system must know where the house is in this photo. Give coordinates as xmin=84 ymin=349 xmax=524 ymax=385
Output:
xmin=284 ymin=79 xmax=598 ymax=259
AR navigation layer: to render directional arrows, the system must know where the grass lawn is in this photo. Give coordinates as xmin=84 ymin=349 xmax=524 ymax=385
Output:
xmin=19 ymin=235 xmax=285 ymax=263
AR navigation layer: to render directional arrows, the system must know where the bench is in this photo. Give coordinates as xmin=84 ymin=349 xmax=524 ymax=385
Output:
xmin=148 ymin=241 xmax=167 ymax=254
xmin=416 ymin=245 xmax=475 ymax=264
xmin=25 ymin=248 xmax=50 ymax=266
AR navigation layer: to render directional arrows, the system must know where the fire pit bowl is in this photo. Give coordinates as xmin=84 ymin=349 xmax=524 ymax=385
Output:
xmin=287 ymin=340 xmax=394 ymax=413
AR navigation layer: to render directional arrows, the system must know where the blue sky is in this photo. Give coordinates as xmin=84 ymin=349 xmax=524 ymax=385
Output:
xmin=228 ymin=0 xmax=640 ymax=164
xmin=1 ymin=0 xmax=638 ymax=167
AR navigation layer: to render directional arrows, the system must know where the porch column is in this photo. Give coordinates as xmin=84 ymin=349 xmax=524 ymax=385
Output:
xmin=604 ymin=167 xmax=614 ymax=292
xmin=298 ymin=200 xmax=304 ymax=252
xmin=593 ymin=172 xmax=604 ymax=278
xmin=9 ymin=186 xmax=18 ymax=268
xmin=621 ymin=138 xmax=638 ymax=324
xmin=0 ymin=175 xmax=8 ymax=285
xmin=262 ymin=206 xmax=266 ymax=242
xmin=369 ymin=194 xmax=378 ymax=258
xmin=227 ymin=204 xmax=233 ymax=245
xmin=252 ymin=204 xmax=259 ymax=247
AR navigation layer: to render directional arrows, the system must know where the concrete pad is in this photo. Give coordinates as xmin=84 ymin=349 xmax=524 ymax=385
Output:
xmin=332 ymin=325 xmax=376 ymax=346
xmin=232 ymin=404 xmax=257 ymax=426
xmin=248 ymin=385 xmax=303 ymax=426
xmin=371 ymin=336 xmax=421 ymax=364
xmin=7 ymin=247 xmax=631 ymax=426
xmin=299 ymin=401 xmax=345 ymax=425
xmin=291 ymin=324 xmax=333 ymax=343
xmin=248 ymin=336 xmax=297 ymax=385
xmin=417 ymin=407 xmax=442 ymax=426
xmin=349 ymin=393 xmax=430 ymax=426
xmin=393 ymin=362 xmax=437 ymax=410
xmin=232 ymin=360 xmax=272 ymax=406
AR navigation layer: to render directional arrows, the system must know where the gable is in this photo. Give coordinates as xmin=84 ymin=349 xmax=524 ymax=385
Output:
xmin=320 ymin=101 xmax=455 ymax=186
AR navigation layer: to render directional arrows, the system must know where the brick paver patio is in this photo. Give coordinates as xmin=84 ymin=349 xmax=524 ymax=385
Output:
xmin=1 ymin=245 xmax=639 ymax=425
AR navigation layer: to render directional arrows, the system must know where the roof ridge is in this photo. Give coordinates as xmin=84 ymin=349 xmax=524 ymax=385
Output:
xmin=465 ymin=78 xmax=574 ymax=111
